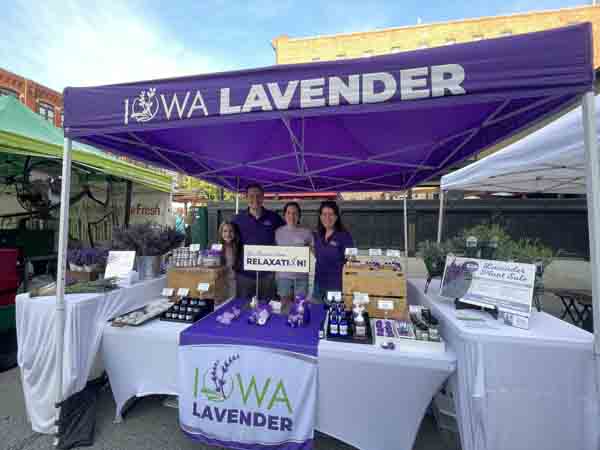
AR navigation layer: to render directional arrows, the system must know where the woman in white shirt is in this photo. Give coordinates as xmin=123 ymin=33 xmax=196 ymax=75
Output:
xmin=275 ymin=202 xmax=313 ymax=302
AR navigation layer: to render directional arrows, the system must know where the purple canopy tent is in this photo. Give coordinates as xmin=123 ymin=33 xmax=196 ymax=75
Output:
xmin=54 ymin=23 xmax=595 ymax=441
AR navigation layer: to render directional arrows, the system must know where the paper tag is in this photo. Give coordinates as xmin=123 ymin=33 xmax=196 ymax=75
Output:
xmin=177 ymin=288 xmax=190 ymax=297
xmin=327 ymin=291 xmax=342 ymax=302
xmin=353 ymin=292 xmax=369 ymax=303
xmin=189 ymin=244 xmax=201 ymax=252
xmin=162 ymin=288 xmax=174 ymax=297
xmin=386 ymin=249 xmax=401 ymax=257
xmin=104 ymin=251 xmax=136 ymax=280
xmin=345 ymin=248 xmax=358 ymax=256
xmin=211 ymin=243 xmax=223 ymax=251
xmin=377 ymin=300 xmax=395 ymax=311
xmin=197 ymin=283 xmax=210 ymax=293
xmin=369 ymin=248 xmax=382 ymax=256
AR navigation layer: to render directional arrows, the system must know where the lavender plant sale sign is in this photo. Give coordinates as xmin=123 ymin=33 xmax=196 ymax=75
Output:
xmin=440 ymin=256 xmax=536 ymax=327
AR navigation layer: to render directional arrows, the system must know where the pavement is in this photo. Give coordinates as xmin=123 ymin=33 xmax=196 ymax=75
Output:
xmin=1 ymin=257 xmax=591 ymax=450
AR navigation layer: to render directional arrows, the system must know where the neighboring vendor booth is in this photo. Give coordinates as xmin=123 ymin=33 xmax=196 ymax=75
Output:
xmin=15 ymin=23 xmax=597 ymax=450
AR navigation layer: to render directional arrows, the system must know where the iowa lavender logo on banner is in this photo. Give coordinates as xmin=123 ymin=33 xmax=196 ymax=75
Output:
xmin=191 ymin=354 xmax=295 ymax=432
xmin=129 ymin=88 xmax=159 ymax=122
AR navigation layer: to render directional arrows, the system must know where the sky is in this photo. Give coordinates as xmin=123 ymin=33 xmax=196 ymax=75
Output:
xmin=1 ymin=0 xmax=591 ymax=92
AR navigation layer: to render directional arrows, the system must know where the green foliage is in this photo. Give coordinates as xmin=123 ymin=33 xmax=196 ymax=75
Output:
xmin=417 ymin=240 xmax=454 ymax=276
xmin=180 ymin=177 xmax=234 ymax=200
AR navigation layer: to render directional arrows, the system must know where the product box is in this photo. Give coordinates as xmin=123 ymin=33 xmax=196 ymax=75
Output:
xmin=342 ymin=265 xmax=406 ymax=298
xmin=66 ymin=270 xmax=100 ymax=283
xmin=167 ymin=267 xmax=229 ymax=303
xmin=343 ymin=294 xmax=408 ymax=320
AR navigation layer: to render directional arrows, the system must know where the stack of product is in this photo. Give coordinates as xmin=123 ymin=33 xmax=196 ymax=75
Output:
xmin=113 ymin=299 xmax=173 ymax=326
xmin=325 ymin=299 xmax=372 ymax=344
xmin=343 ymin=251 xmax=407 ymax=320
xmin=161 ymin=297 xmax=214 ymax=324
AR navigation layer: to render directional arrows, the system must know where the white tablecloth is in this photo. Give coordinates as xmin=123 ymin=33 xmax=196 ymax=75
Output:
xmin=16 ymin=277 xmax=166 ymax=434
xmin=101 ymin=318 xmax=456 ymax=450
xmin=408 ymin=279 xmax=599 ymax=450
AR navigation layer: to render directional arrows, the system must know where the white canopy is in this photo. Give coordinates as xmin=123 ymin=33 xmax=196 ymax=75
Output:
xmin=440 ymin=96 xmax=600 ymax=194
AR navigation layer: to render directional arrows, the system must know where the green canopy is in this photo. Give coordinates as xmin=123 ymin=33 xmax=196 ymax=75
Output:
xmin=0 ymin=96 xmax=172 ymax=192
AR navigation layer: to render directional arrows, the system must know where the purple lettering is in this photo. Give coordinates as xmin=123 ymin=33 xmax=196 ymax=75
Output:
xmin=281 ymin=417 xmax=293 ymax=432
xmin=214 ymin=407 xmax=227 ymax=422
xmin=253 ymin=412 xmax=266 ymax=427
xmin=268 ymin=415 xmax=279 ymax=431
xmin=239 ymin=410 xmax=252 ymax=426
xmin=201 ymin=405 xmax=213 ymax=420
xmin=227 ymin=409 xmax=239 ymax=424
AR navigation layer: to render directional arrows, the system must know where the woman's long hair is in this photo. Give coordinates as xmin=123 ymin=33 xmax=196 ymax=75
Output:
xmin=218 ymin=221 xmax=242 ymax=270
xmin=317 ymin=201 xmax=346 ymax=236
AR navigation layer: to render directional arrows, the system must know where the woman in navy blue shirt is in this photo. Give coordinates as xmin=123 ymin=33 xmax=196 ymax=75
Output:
xmin=312 ymin=201 xmax=354 ymax=303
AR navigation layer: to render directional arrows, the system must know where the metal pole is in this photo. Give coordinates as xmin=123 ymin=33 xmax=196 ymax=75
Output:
xmin=437 ymin=190 xmax=445 ymax=244
xmin=124 ymin=180 xmax=132 ymax=228
xmin=582 ymin=91 xmax=600 ymax=358
xmin=403 ymin=195 xmax=409 ymax=276
xmin=235 ymin=176 xmax=240 ymax=214
xmin=55 ymin=138 xmax=72 ymax=434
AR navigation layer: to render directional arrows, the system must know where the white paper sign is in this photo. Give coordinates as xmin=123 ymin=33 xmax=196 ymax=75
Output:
xmin=177 ymin=288 xmax=190 ymax=297
xmin=386 ymin=249 xmax=401 ymax=257
xmin=440 ymin=256 xmax=536 ymax=325
xmin=162 ymin=288 xmax=174 ymax=297
xmin=369 ymin=248 xmax=382 ymax=256
xmin=243 ymin=245 xmax=310 ymax=273
xmin=345 ymin=247 xmax=358 ymax=256
xmin=197 ymin=283 xmax=210 ymax=292
xmin=377 ymin=300 xmax=395 ymax=311
xmin=104 ymin=251 xmax=136 ymax=280
xmin=353 ymin=292 xmax=370 ymax=303
xmin=211 ymin=243 xmax=223 ymax=251
xmin=327 ymin=291 xmax=342 ymax=302
xmin=189 ymin=244 xmax=201 ymax=252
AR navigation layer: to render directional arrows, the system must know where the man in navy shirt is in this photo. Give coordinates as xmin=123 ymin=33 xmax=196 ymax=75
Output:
xmin=232 ymin=183 xmax=285 ymax=299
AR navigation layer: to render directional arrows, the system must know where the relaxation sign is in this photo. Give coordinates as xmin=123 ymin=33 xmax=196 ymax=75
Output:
xmin=244 ymin=245 xmax=310 ymax=274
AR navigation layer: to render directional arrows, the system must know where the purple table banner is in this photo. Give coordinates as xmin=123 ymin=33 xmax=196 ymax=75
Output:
xmin=178 ymin=299 xmax=324 ymax=450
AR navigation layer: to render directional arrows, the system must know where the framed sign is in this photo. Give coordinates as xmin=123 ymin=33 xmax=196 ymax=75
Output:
xmin=440 ymin=256 xmax=536 ymax=326
xmin=104 ymin=251 xmax=136 ymax=280
xmin=243 ymin=245 xmax=310 ymax=273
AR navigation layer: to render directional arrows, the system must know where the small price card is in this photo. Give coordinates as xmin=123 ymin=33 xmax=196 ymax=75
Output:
xmin=345 ymin=248 xmax=358 ymax=256
xmin=197 ymin=283 xmax=210 ymax=293
xmin=327 ymin=291 xmax=342 ymax=302
xmin=177 ymin=288 xmax=190 ymax=297
xmin=386 ymin=249 xmax=401 ymax=257
xmin=189 ymin=244 xmax=201 ymax=252
xmin=369 ymin=248 xmax=382 ymax=256
xmin=104 ymin=251 xmax=136 ymax=280
xmin=377 ymin=299 xmax=395 ymax=311
xmin=162 ymin=288 xmax=174 ymax=297
xmin=353 ymin=292 xmax=370 ymax=303
xmin=211 ymin=243 xmax=223 ymax=251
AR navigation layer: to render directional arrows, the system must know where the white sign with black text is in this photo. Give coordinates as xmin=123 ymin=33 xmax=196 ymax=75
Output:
xmin=244 ymin=245 xmax=310 ymax=273
xmin=440 ymin=256 xmax=536 ymax=329
xmin=104 ymin=251 xmax=136 ymax=280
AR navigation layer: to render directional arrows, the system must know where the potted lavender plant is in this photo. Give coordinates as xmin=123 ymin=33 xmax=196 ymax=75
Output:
xmin=112 ymin=223 xmax=185 ymax=280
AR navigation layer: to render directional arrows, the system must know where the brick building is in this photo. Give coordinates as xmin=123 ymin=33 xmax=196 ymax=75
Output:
xmin=272 ymin=5 xmax=600 ymax=67
xmin=0 ymin=67 xmax=63 ymax=128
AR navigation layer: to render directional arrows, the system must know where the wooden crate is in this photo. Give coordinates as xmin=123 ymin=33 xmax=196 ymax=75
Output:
xmin=66 ymin=270 xmax=100 ymax=282
xmin=343 ymin=294 xmax=408 ymax=320
xmin=167 ymin=267 xmax=229 ymax=302
xmin=342 ymin=265 xmax=406 ymax=298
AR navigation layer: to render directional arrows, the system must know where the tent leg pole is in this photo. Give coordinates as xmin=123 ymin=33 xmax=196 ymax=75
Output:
xmin=235 ymin=177 xmax=240 ymax=214
xmin=437 ymin=190 xmax=445 ymax=244
xmin=404 ymin=195 xmax=409 ymax=275
xmin=55 ymin=138 xmax=72 ymax=435
xmin=582 ymin=91 xmax=600 ymax=442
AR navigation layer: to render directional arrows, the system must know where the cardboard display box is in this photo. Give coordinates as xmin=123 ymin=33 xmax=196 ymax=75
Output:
xmin=66 ymin=270 xmax=100 ymax=283
xmin=343 ymin=294 xmax=408 ymax=320
xmin=343 ymin=265 xmax=406 ymax=298
xmin=167 ymin=267 xmax=229 ymax=303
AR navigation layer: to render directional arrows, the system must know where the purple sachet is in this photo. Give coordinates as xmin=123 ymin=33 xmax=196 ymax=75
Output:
xmin=216 ymin=305 xmax=242 ymax=325
xmin=248 ymin=304 xmax=272 ymax=326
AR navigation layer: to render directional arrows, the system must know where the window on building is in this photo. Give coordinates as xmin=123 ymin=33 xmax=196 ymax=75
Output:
xmin=445 ymin=38 xmax=456 ymax=45
xmin=390 ymin=46 xmax=401 ymax=53
xmin=0 ymin=87 xmax=18 ymax=98
xmin=472 ymin=34 xmax=484 ymax=41
xmin=38 ymin=101 xmax=55 ymax=123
